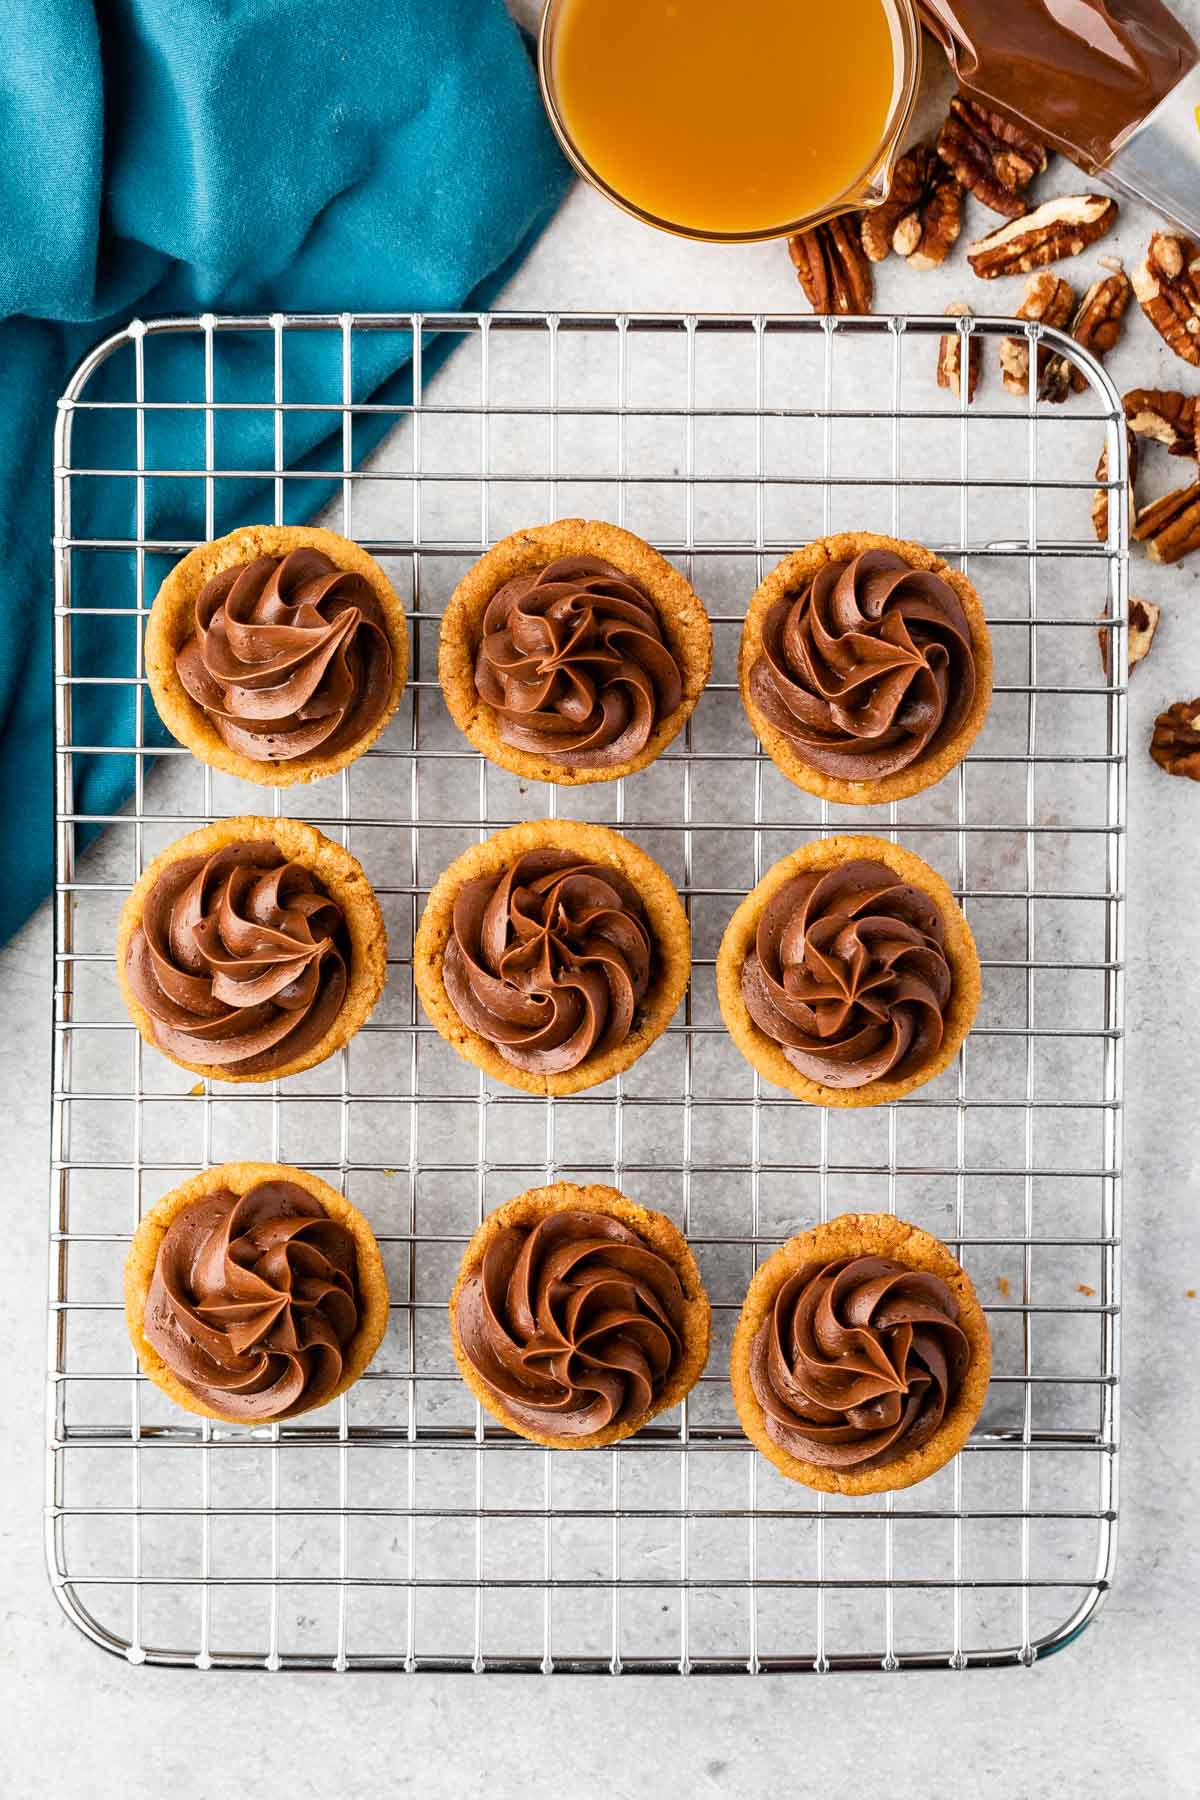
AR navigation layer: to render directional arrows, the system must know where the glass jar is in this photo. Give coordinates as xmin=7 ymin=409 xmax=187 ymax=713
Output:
xmin=537 ymin=0 xmax=924 ymax=244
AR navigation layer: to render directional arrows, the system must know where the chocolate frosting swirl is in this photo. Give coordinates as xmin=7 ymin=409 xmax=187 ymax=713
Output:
xmin=125 ymin=842 xmax=350 ymax=1075
xmin=750 ymin=1255 xmax=970 ymax=1470
xmin=741 ymin=859 xmax=951 ymax=1089
xmin=456 ymin=1209 xmax=687 ymax=1436
xmin=176 ymin=549 xmax=393 ymax=762
xmin=442 ymin=850 xmax=653 ymax=1075
xmin=749 ymin=549 xmax=977 ymax=780
xmin=474 ymin=556 xmax=683 ymax=768
xmin=144 ymin=1181 xmax=361 ymax=1420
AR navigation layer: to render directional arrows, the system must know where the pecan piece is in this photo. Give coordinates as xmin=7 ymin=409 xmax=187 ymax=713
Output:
xmin=1151 ymin=699 xmax=1200 ymax=779
xmin=1000 ymin=273 xmax=1074 ymax=397
xmin=789 ymin=216 xmax=872 ymax=315
xmin=1042 ymin=271 xmax=1132 ymax=401
xmin=968 ymin=195 xmax=1118 ymax=279
xmin=936 ymin=95 xmax=1048 ymax=219
xmin=1132 ymin=234 xmax=1200 ymax=367
xmin=936 ymin=303 xmax=981 ymax=401
xmin=1133 ymin=480 xmax=1200 ymax=564
xmin=1123 ymin=389 xmax=1199 ymax=459
xmin=861 ymin=143 xmax=963 ymax=270
xmin=1098 ymin=598 xmax=1159 ymax=677
xmin=1092 ymin=432 xmax=1139 ymax=544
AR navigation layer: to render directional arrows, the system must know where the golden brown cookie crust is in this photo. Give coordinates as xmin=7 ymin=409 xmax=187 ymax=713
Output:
xmin=116 ymin=814 xmax=387 ymax=1084
xmin=438 ymin=518 xmax=712 ymax=785
xmin=715 ymin=834 xmax=981 ymax=1109
xmin=738 ymin=531 xmax=993 ymax=804
xmin=124 ymin=1161 xmax=390 ymax=1426
xmin=145 ymin=524 xmax=409 ymax=786
xmin=730 ymin=1212 xmax=991 ymax=1495
xmin=449 ymin=1181 xmax=711 ymax=1449
xmin=413 ymin=818 xmax=690 ymax=1096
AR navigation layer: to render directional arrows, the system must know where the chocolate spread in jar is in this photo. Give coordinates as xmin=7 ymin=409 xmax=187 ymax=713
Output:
xmin=918 ymin=1 xmax=1199 ymax=232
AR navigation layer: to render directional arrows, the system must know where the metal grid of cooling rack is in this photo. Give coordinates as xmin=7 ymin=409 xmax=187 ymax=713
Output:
xmin=48 ymin=309 xmax=1126 ymax=1673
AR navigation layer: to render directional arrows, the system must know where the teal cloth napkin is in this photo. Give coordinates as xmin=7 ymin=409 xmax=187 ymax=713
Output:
xmin=0 ymin=0 xmax=567 ymax=942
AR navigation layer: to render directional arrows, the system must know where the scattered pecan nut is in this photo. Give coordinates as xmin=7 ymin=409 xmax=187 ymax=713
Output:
xmin=936 ymin=95 xmax=1048 ymax=219
xmin=1041 ymin=271 xmax=1132 ymax=401
xmin=936 ymin=303 xmax=981 ymax=401
xmin=1133 ymin=480 xmax=1200 ymax=564
xmin=789 ymin=216 xmax=872 ymax=315
xmin=1000 ymin=273 xmax=1074 ymax=397
xmin=1131 ymin=234 xmax=1200 ymax=367
xmin=1098 ymin=598 xmax=1159 ymax=677
xmin=1092 ymin=432 xmax=1139 ymax=543
xmin=1150 ymin=698 xmax=1200 ymax=779
xmin=1123 ymin=388 xmax=1199 ymax=459
xmin=968 ymin=195 xmax=1118 ymax=279
xmin=861 ymin=143 xmax=963 ymax=270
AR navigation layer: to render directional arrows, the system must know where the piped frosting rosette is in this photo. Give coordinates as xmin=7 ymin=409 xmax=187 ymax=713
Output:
xmin=449 ymin=1182 xmax=711 ymax=1449
xmin=116 ymin=816 xmax=387 ymax=1083
xmin=414 ymin=819 xmax=690 ymax=1096
xmin=740 ymin=533 xmax=992 ymax=804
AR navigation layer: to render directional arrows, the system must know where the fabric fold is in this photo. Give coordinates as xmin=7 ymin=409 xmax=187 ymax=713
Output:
xmin=0 ymin=0 xmax=568 ymax=942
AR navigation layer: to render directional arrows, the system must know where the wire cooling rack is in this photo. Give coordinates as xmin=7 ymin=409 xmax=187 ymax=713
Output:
xmin=47 ymin=309 xmax=1126 ymax=1673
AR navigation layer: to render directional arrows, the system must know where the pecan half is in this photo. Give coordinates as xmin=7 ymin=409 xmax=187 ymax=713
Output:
xmin=937 ymin=303 xmax=981 ymax=402
xmin=936 ymin=95 xmax=1048 ymax=219
xmin=1132 ymin=234 xmax=1200 ymax=367
xmin=1133 ymin=480 xmax=1200 ymax=563
xmin=968 ymin=195 xmax=1118 ymax=279
xmin=789 ymin=217 xmax=872 ymax=315
xmin=1098 ymin=598 xmax=1159 ymax=677
xmin=1123 ymin=389 xmax=1199 ymax=459
xmin=1092 ymin=432 xmax=1139 ymax=543
xmin=1000 ymin=274 xmax=1074 ymax=397
xmin=861 ymin=143 xmax=963 ymax=270
xmin=1041 ymin=271 xmax=1132 ymax=401
xmin=1151 ymin=699 xmax=1200 ymax=779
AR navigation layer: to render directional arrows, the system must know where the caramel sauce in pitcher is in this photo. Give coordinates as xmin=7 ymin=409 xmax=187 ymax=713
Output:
xmin=549 ymin=0 xmax=900 ymax=237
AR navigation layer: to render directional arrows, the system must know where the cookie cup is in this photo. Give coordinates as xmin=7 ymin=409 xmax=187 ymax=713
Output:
xmin=116 ymin=815 xmax=387 ymax=1084
xmin=145 ymin=524 xmax=408 ymax=785
xmin=716 ymin=834 xmax=980 ymax=1109
xmin=124 ymin=1161 xmax=390 ymax=1426
xmin=413 ymin=818 xmax=690 ymax=1096
xmin=731 ymin=1212 xmax=991 ymax=1496
xmin=739 ymin=531 xmax=992 ymax=804
xmin=438 ymin=518 xmax=711 ymax=784
xmin=449 ymin=1181 xmax=711 ymax=1449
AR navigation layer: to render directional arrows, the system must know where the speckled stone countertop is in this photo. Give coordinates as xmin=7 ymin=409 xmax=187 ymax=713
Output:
xmin=3 ymin=4 xmax=1197 ymax=1792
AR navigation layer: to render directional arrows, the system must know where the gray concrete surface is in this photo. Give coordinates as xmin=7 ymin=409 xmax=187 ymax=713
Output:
xmin=3 ymin=5 xmax=1198 ymax=1793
